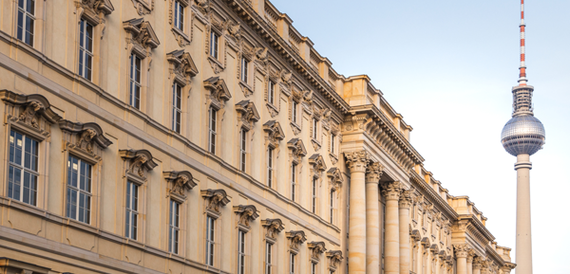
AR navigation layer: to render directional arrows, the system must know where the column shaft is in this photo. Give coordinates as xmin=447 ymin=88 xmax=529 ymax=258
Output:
xmin=383 ymin=182 xmax=401 ymax=274
xmin=399 ymin=192 xmax=411 ymax=274
xmin=366 ymin=182 xmax=380 ymax=274
xmin=515 ymin=154 xmax=533 ymax=274
xmin=349 ymin=170 xmax=367 ymax=274
xmin=457 ymin=257 xmax=467 ymax=274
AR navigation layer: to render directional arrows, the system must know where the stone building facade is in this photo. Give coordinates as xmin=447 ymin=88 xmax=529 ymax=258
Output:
xmin=0 ymin=0 xmax=515 ymax=273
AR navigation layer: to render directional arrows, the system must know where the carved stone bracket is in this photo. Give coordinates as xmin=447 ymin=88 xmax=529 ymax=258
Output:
xmin=235 ymin=100 xmax=260 ymax=130
xmin=204 ymin=76 xmax=231 ymax=109
xmin=233 ymin=205 xmax=259 ymax=229
xmin=365 ymin=162 xmax=383 ymax=183
xmin=163 ymin=171 xmax=196 ymax=199
xmin=381 ymin=181 xmax=402 ymax=201
xmin=119 ymin=149 xmax=158 ymax=181
xmin=344 ymin=150 xmax=370 ymax=173
xmin=263 ymin=120 xmax=285 ymax=148
xmin=123 ymin=18 xmax=160 ymax=61
xmin=1 ymin=90 xmax=62 ymax=139
xmin=287 ymin=138 xmax=307 ymax=163
xmin=453 ymin=244 xmax=471 ymax=258
xmin=201 ymin=189 xmax=230 ymax=215
xmin=308 ymin=154 xmax=327 ymax=178
xmin=307 ymin=241 xmax=326 ymax=260
xmin=167 ymin=50 xmax=199 ymax=86
xmin=261 ymin=218 xmax=284 ymax=240
xmin=326 ymin=250 xmax=343 ymax=270
xmin=327 ymin=167 xmax=343 ymax=191
xmin=59 ymin=120 xmax=112 ymax=160
xmin=285 ymin=230 xmax=307 ymax=251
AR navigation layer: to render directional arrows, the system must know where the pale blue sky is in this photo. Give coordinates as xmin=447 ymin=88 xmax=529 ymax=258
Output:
xmin=272 ymin=0 xmax=570 ymax=272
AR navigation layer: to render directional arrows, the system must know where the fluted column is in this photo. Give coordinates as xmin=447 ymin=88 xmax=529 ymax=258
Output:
xmin=399 ymin=190 xmax=412 ymax=274
xmin=345 ymin=151 xmax=370 ymax=274
xmin=454 ymin=244 xmax=471 ymax=274
xmin=365 ymin=162 xmax=382 ymax=274
xmin=382 ymin=181 xmax=402 ymax=274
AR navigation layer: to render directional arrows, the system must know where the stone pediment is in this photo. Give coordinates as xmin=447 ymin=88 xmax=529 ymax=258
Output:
xmin=233 ymin=205 xmax=259 ymax=228
xmin=201 ymin=189 xmax=230 ymax=214
xmin=167 ymin=50 xmax=199 ymax=84
xmin=1 ymin=90 xmax=62 ymax=139
xmin=263 ymin=120 xmax=285 ymax=146
xmin=204 ymin=77 xmax=232 ymax=108
xmin=77 ymin=0 xmax=114 ymax=26
xmin=327 ymin=167 xmax=343 ymax=190
xmin=59 ymin=121 xmax=112 ymax=150
xmin=285 ymin=230 xmax=307 ymax=251
xmin=163 ymin=171 xmax=197 ymax=199
xmin=326 ymin=250 xmax=343 ymax=269
xmin=308 ymin=154 xmax=327 ymax=177
xmin=261 ymin=218 xmax=284 ymax=239
xmin=235 ymin=100 xmax=260 ymax=130
xmin=308 ymin=241 xmax=327 ymax=260
xmin=119 ymin=149 xmax=158 ymax=181
xmin=123 ymin=18 xmax=160 ymax=54
xmin=287 ymin=138 xmax=307 ymax=161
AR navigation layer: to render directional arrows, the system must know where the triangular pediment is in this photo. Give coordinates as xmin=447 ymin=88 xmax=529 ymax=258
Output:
xmin=123 ymin=18 xmax=160 ymax=49
xmin=167 ymin=49 xmax=199 ymax=78
xmin=204 ymin=77 xmax=232 ymax=103
xmin=287 ymin=138 xmax=307 ymax=159
xmin=235 ymin=100 xmax=260 ymax=126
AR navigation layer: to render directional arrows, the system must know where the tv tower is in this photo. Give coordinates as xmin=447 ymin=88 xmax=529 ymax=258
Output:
xmin=500 ymin=1 xmax=545 ymax=273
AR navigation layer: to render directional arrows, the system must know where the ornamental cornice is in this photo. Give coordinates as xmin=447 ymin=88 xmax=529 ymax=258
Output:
xmin=460 ymin=214 xmax=496 ymax=244
xmin=409 ymin=171 xmax=458 ymax=221
xmin=220 ymin=0 xmax=350 ymax=115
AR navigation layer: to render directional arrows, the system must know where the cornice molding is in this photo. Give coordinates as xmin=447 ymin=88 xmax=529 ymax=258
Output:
xmin=409 ymin=171 xmax=458 ymax=221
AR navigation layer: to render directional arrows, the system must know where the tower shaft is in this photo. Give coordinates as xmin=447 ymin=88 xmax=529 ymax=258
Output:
xmin=515 ymin=154 xmax=533 ymax=274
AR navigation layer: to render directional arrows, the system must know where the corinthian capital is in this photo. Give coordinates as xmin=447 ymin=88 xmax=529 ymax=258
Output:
xmin=453 ymin=244 xmax=471 ymax=258
xmin=344 ymin=150 xmax=369 ymax=173
xmin=381 ymin=181 xmax=402 ymax=200
xmin=365 ymin=162 xmax=383 ymax=183
xmin=399 ymin=189 xmax=413 ymax=208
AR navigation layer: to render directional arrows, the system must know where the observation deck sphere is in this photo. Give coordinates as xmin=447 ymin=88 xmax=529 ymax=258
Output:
xmin=501 ymin=115 xmax=545 ymax=156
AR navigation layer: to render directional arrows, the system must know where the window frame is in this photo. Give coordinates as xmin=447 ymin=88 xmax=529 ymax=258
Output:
xmin=7 ymin=129 xmax=39 ymax=206
xmin=312 ymin=118 xmax=318 ymax=140
xmin=265 ymin=241 xmax=273 ymax=274
xmin=312 ymin=177 xmax=318 ymax=214
xmin=208 ymin=106 xmax=218 ymax=154
xmin=289 ymin=252 xmax=297 ymax=274
xmin=329 ymin=188 xmax=335 ymax=224
xmin=65 ymin=154 xmax=93 ymax=224
xmin=172 ymin=82 xmax=183 ymax=133
xmin=205 ymin=215 xmax=216 ymax=266
xmin=237 ymin=229 xmax=246 ymax=274
xmin=267 ymin=147 xmax=274 ymax=187
xmin=129 ymin=53 xmax=142 ymax=109
xmin=290 ymin=162 xmax=297 ymax=202
xmin=78 ymin=18 xmax=94 ymax=81
xmin=173 ymin=0 xmax=185 ymax=31
xmin=168 ymin=199 xmax=181 ymax=254
xmin=125 ymin=180 xmax=140 ymax=240
xmin=240 ymin=57 xmax=249 ymax=84
xmin=209 ymin=30 xmax=219 ymax=59
xmin=239 ymin=128 xmax=247 ymax=172
xmin=268 ymin=80 xmax=275 ymax=105
xmin=292 ymin=100 xmax=299 ymax=124
xmin=16 ymin=0 xmax=36 ymax=46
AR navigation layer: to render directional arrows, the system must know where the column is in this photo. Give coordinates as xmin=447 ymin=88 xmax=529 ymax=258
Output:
xmin=454 ymin=244 xmax=471 ymax=274
xmin=473 ymin=257 xmax=482 ymax=274
xmin=365 ymin=162 xmax=382 ymax=274
xmin=382 ymin=181 xmax=401 ymax=274
xmin=515 ymin=153 xmax=533 ymax=274
xmin=466 ymin=252 xmax=474 ymax=274
xmin=345 ymin=151 xmax=370 ymax=274
xmin=399 ymin=190 xmax=412 ymax=274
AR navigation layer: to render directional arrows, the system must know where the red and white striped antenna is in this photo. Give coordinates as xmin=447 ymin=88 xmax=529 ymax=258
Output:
xmin=518 ymin=0 xmax=527 ymax=86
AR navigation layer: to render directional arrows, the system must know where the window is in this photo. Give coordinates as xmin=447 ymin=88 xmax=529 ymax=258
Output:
xmin=66 ymin=155 xmax=92 ymax=224
xmin=129 ymin=53 xmax=142 ymax=109
xmin=290 ymin=163 xmax=297 ymax=201
xmin=206 ymin=216 xmax=215 ymax=266
xmin=330 ymin=134 xmax=336 ymax=154
xmin=208 ymin=107 xmax=217 ymax=154
xmin=173 ymin=0 xmax=184 ymax=31
xmin=8 ymin=130 xmax=38 ymax=206
xmin=265 ymin=242 xmax=273 ymax=274
xmin=240 ymin=129 xmax=247 ymax=172
xmin=172 ymin=82 xmax=182 ymax=133
xmin=210 ymin=31 xmax=219 ymax=59
xmin=168 ymin=200 xmax=180 ymax=254
xmin=311 ymin=262 xmax=317 ymax=274
xmin=125 ymin=181 xmax=139 ymax=240
xmin=240 ymin=57 xmax=249 ymax=83
xmin=312 ymin=119 xmax=318 ymax=139
xmin=289 ymin=253 xmax=296 ymax=274
xmin=330 ymin=189 xmax=335 ymax=223
xmin=312 ymin=177 xmax=317 ymax=213
xmin=238 ymin=230 xmax=246 ymax=274
xmin=268 ymin=80 xmax=275 ymax=105
xmin=78 ymin=19 xmax=94 ymax=80
xmin=267 ymin=148 xmax=274 ymax=187
xmin=292 ymin=100 xmax=298 ymax=124
xmin=17 ymin=0 xmax=35 ymax=46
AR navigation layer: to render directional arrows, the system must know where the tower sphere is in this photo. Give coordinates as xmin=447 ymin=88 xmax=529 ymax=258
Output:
xmin=501 ymin=115 xmax=545 ymax=156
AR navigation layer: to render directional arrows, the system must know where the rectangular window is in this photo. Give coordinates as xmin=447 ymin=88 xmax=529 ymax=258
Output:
xmin=66 ymin=155 xmax=92 ymax=224
xmin=129 ymin=54 xmax=142 ymax=109
xmin=331 ymin=134 xmax=336 ymax=154
xmin=173 ymin=0 xmax=184 ymax=31
xmin=17 ymin=0 xmax=35 ymax=46
xmin=289 ymin=253 xmax=296 ymax=274
xmin=330 ymin=189 xmax=335 ymax=223
xmin=8 ymin=130 xmax=39 ymax=206
xmin=265 ymin=242 xmax=273 ymax=274
xmin=311 ymin=262 xmax=317 ymax=274
xmin=267 ymin=148 xmax=274 ymax=187
xmin=312 ymin=119 xmax=318 ymax=139
xmin=291 ymin=163 xmax=296 ymax=201
xmin=208 ymin=107 xmax=217 ymax=154
xmin=268 ymin=80 xmax=275 ymax=105
xmin=125 ymin=181 xmax=139 ymax=240
xmin=241 ymin=57 xmax=249 ymax=83
xmin=172 ymin=82 xmax=182 ymax=133
xmin=169 ymin=200 xmax=180 ymax=254
xmin=240 ymin=129 xmax=247 ymax=172
xmin=206 ymin=216 xmax=215 ymax=266
xmin=292 ymin=100 xmax=298 ymax=124
xmin=312 ymin=177 xmax=317 ymax=214
xmin=237 ymin=230 xmax=246 ymax=274
xmin=210 ymin=31 xmax=219 ymax=59
xmin=78 ymin=19 xmax=93 ymax=80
